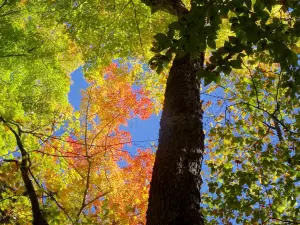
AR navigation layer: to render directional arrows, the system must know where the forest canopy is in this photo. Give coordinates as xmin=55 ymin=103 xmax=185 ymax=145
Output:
xmin=0 ymin=0 xmax=299 ymax=224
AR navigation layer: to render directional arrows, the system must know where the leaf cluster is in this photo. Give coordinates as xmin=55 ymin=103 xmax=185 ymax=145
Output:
xmin=150 ymin=0 xmax=300 ymax=91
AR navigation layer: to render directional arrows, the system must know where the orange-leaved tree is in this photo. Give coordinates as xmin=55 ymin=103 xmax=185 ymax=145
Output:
xmin=0 ymin=63 xmax=155 ymax=225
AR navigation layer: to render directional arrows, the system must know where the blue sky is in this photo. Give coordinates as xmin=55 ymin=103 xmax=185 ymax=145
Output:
xmin=68 ymin=67 xmax=89 ymax=110
xmin=68 ymin=67 xmax=161 ymax=156
xmin=68 ymin=66 xmax=212 ymax=188
xmin=67 ymin=66 xmax=239 ymax=224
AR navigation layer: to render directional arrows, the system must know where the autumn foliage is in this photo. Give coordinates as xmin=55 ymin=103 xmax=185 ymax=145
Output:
xmin=1 ymin=0 xmax=300 ymax=224
xmin=0 ymin=63 xmax=155 ymax=224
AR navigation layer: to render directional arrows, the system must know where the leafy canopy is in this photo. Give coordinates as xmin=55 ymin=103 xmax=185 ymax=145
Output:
xmin=1 ymin=0 xmax=300 ymax=224
xmin=150 ymin=0 xmax=300 ymax=95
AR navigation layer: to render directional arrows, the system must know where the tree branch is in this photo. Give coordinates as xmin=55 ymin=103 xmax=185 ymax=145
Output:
xmin=0 ymin=116 xmax=48 ymax=225
xmin=131 ymin=0 xmax=145 ymax=58
xmin=28 ymin=169 xmax=74 ymax=224
xmin=0 ymin=9 xmax=23 ymax=17
xmin=77 ymin=98 xmax=92 ymax=219
xmin=83 ymin=191 xmax=110 ymax=209
xmin=2 ymin=159 xmax=18 ymax=164
xmin=236 ymin=102 xmax=299 ymax=136
xmin=0 ymin=0 xmax=7 ymax=10
xmin=269 ymin=217 xmax=300 ymax=224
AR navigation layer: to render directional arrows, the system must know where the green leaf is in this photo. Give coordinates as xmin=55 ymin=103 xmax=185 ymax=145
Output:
xmin=254 ymin=0 xmax=265 ymax=11
xmin=245 ymin=0 xmax=252 ymax=9
xmin=214 ymin=73 xmax=221 ymax=84
xmin=153 ymin=33 xmax=169 ymax=43
xmin=197 ymin=69 xmax=213 ymax=79
xmin=167 ymin=29 xmax=175 ymax=38
xmin=224 ymin=162 xmax=233 ymax=169
xmin=220 ymin=65 xmax=232 ymax=75
xmin=169 ymin=21 xmax=182 ymax=30
xmin=229 ymin=59 xmax=243 ymax=69
xmin=277 ymin=205 xmax=285 ymax=213
xmin=207 ymin=38 xmax=216 ymax=49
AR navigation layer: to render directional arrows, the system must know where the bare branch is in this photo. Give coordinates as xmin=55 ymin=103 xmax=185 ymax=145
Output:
xmin=77 ymin=98 xmax=92 ymax=219
xmin=2 ymin=159 xmax=19 ymax=164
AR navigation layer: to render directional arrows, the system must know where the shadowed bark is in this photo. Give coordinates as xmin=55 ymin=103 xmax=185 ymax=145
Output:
xmin=0 ymin=117 xmax=48 ymax=225
xmin=146 ymin=54 xmax=205 ymax=225
xmin=142 ymin=1 xmax=206 ymax=224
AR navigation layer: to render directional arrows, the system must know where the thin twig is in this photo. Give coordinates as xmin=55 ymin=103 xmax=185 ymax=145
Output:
xmin=0 ymin=0 xmax=8 ymax=10
xmin=28 ymin=169 xmax=74 ymax=224
xmin=131 ymin=0 xmax=145 ymax=58
xmin=77 ymin=98 xmax=92 ymax=219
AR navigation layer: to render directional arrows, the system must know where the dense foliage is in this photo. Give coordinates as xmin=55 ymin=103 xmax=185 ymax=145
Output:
xmin=0 ymin=0 xmax=299 ymax=224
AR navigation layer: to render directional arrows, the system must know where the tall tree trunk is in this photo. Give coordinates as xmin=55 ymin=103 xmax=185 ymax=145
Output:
xmin=146 ymin=54 xmax=205 ymax=225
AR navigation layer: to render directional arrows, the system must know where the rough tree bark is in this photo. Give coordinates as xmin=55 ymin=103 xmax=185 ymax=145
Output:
xmin=142 ymin=1 xmax=206 ymax=224
xmin=146 ymin=54 xmax=205 ymax=225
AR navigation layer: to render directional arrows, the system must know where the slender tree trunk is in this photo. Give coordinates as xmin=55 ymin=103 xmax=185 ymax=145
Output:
xmin=18 ymin=141 xmax=48 ymax=225
xmin=20 ymin=165 xmax=48 ymax=225
xmin=0 ymin=117 xmax=48 ymax=225
xmin=146 ymin=54 xmax=205 ymax=225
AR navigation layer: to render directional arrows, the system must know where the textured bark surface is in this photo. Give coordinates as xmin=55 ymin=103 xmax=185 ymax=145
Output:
xmin=146 ymin=54 xmax=205 ymax=225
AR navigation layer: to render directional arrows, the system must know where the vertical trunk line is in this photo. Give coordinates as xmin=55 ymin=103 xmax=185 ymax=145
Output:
xmin=146 ymin=54 xmax=205 ymax=225
xmin=0 ymin=119 xmax=49 ymax=225
xmin=20 ymin=165 xmax=48 ymax=225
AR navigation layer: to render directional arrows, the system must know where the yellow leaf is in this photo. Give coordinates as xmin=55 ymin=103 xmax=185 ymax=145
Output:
xmin=224 ymin=139 xmax=230 ymax=145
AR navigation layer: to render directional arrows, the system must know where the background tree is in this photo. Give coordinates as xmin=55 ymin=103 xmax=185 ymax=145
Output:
xmin=201 ymin=62 xmax=300 ymax=224
xmin=0 ymin=62 xmax=155 ymax=224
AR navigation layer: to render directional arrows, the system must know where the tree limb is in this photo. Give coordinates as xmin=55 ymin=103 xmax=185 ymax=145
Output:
xmin=0 ymin=116 xmax=48 ymax=225
xmin=28 ymin=169 xmax=74 ymax=224
xmin=77 ymin=98 xmax=92 ymax=219
xmin=0 ymin=0 xmax=7 ymax=10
